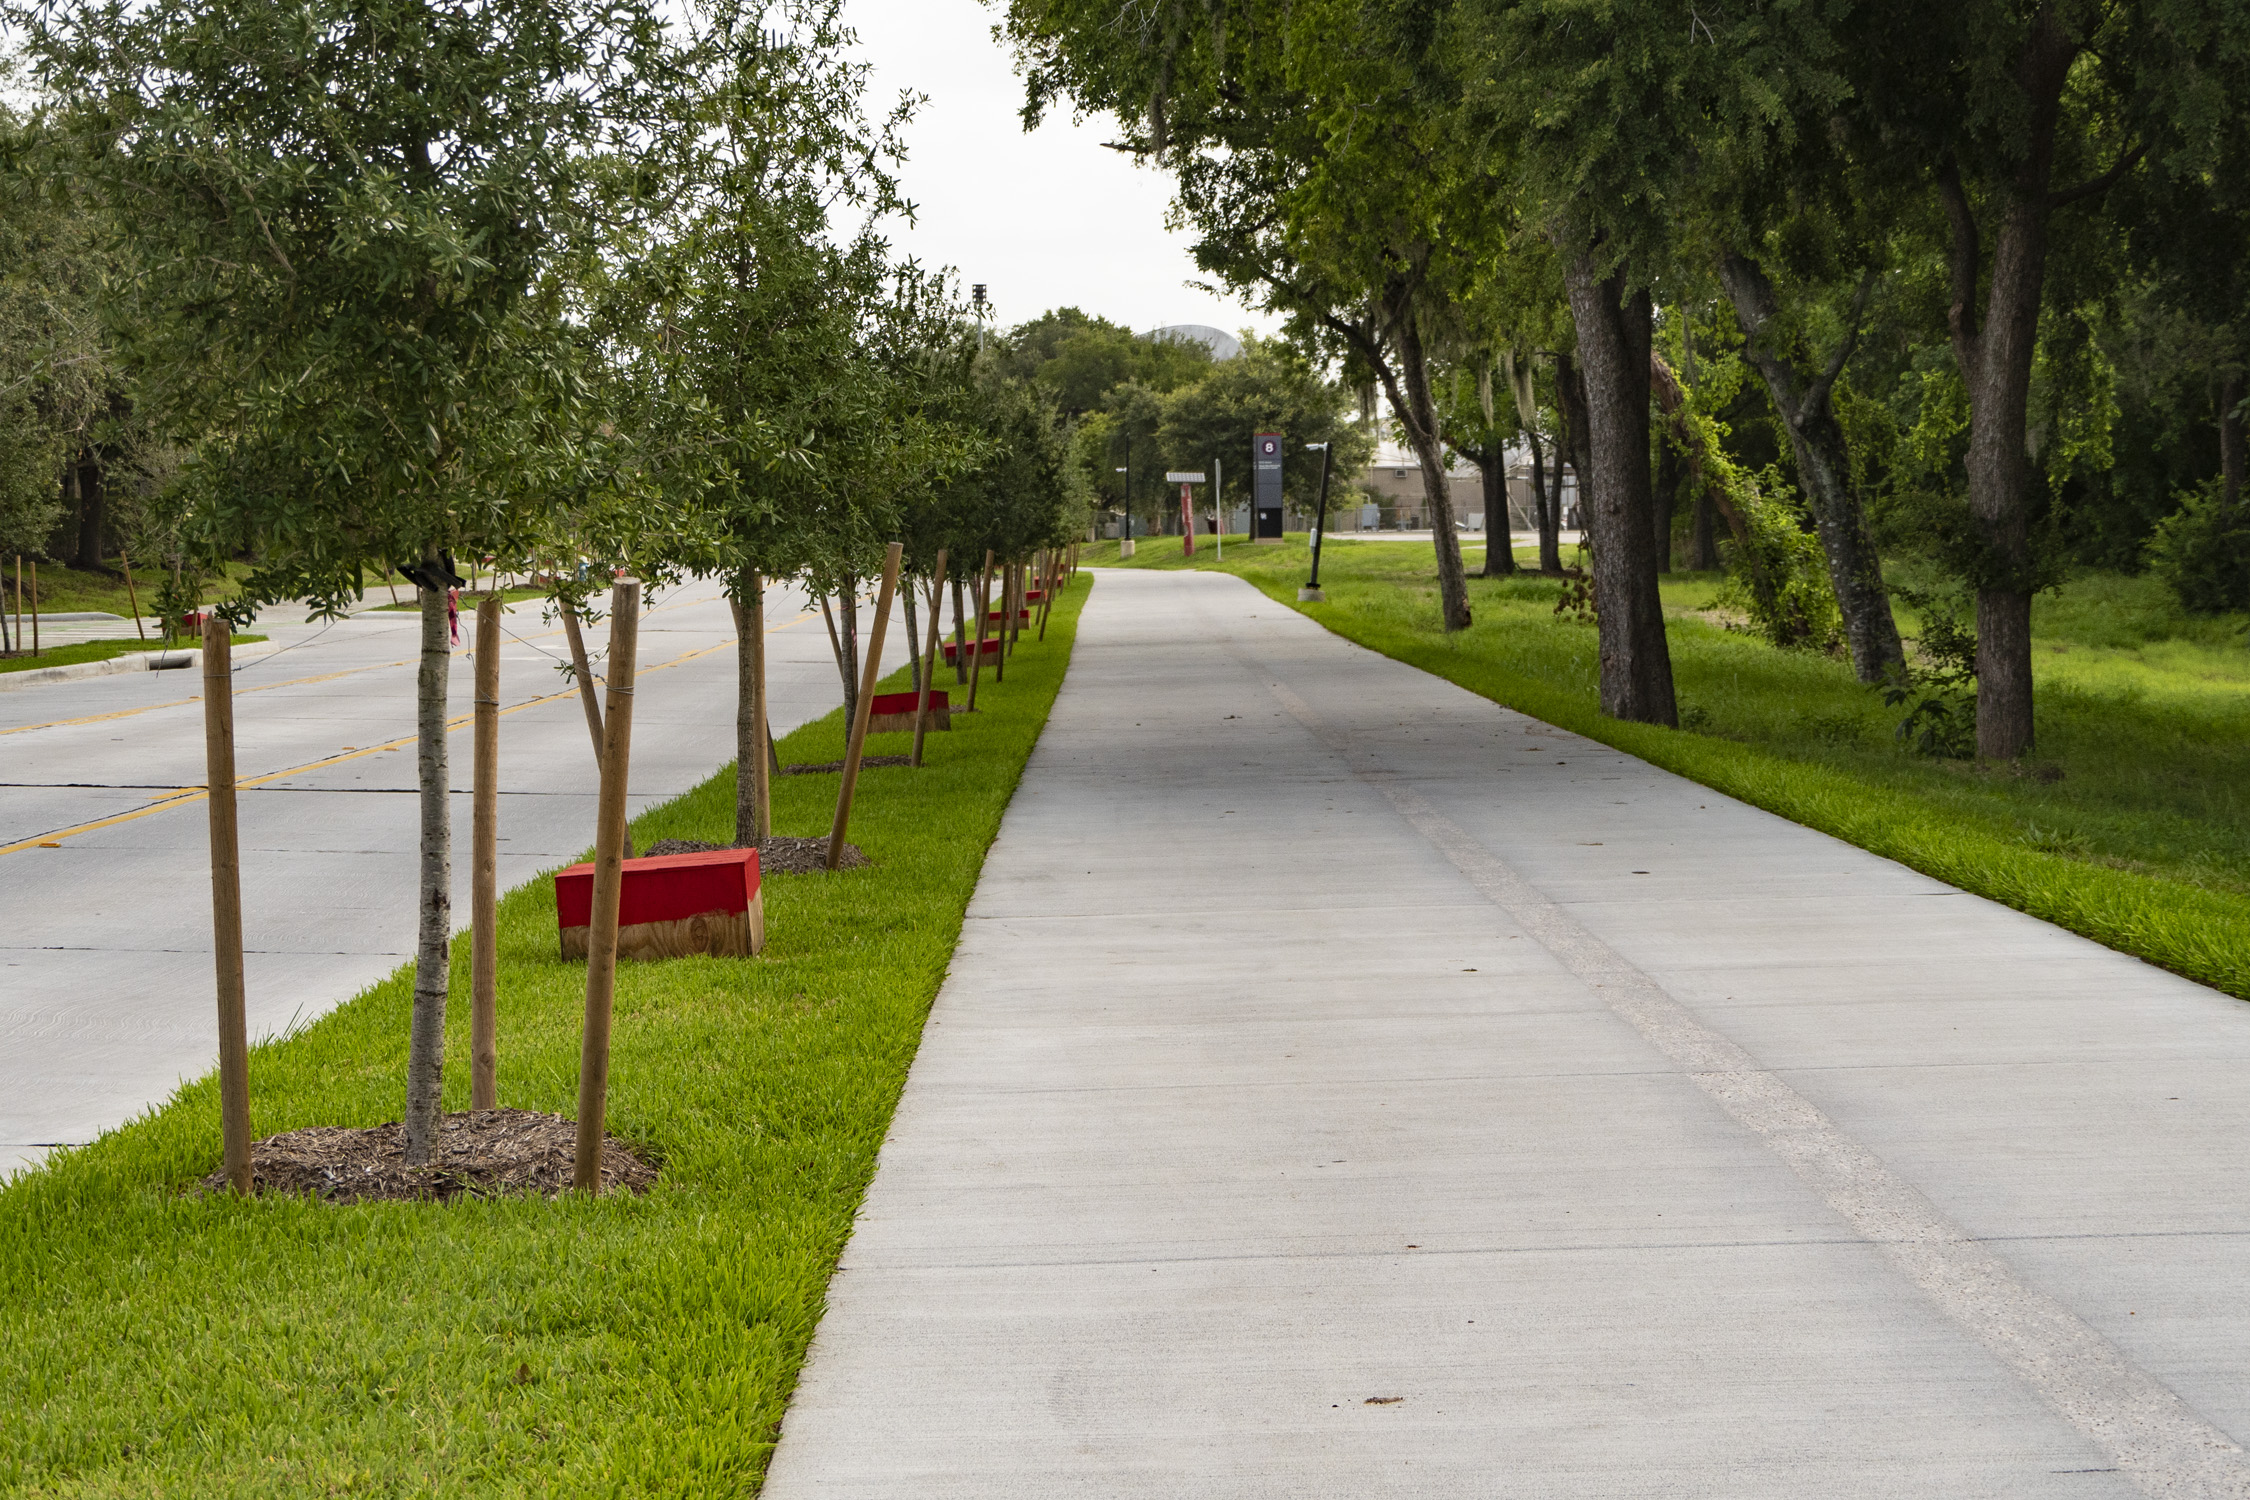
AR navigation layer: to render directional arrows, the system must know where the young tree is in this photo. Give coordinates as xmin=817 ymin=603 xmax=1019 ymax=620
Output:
xmin=28 ymin=0 xmax=666 ymax=1161
xmin=1156 ymin=334 xmax=1369 ymax=522
xmin=616 ymin=0 xmax=918 ymax=844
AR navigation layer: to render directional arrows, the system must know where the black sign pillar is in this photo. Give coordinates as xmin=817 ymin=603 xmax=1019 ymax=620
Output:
xmin=1253 ymin=432 xmax=1285 ymax=542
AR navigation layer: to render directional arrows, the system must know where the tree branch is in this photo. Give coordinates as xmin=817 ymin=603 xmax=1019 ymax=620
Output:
xmin=1806 ymin=268 xmax=1881 ymax=413
xmin=2047 ymin=142 xmax=2146 ymax=211
xmin=1937 ymin=160 xmax=1982 ymax=372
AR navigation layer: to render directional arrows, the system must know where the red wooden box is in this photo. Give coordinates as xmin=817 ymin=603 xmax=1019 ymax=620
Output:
xmin=556 ymin=847 xmax=764 ymax=961
xmin=865 ymin=689 xmax=950 ymax=734
xmin=941 ymin=637 xmax=1004 ymax=664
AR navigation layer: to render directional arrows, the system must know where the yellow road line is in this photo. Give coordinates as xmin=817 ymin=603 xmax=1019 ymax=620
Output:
xmin=0 ymin=589 xmax=762 ymax=740
xmin=0 ymin=613 xmax=810 ymax=858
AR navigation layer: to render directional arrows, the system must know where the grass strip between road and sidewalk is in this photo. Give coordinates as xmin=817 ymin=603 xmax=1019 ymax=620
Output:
xmin=0 ymin=634 xmax=267 ymax=674
xmin=0 ymin=573 xmax=1087 ymax=1497
xmin=1092 ymin=535 xmax=2250 ymax=1001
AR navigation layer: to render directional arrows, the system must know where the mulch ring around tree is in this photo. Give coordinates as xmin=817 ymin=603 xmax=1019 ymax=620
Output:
xmin=199 ymin=1108 xmax=656 ymax=1204
xmin=645 ymin=835 xmax=868 ymax=873
xmin=778 ymin=755 xmax=910 ymax=776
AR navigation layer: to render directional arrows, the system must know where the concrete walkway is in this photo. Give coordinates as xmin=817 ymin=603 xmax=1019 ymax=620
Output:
xmin=762 ymin=568 xmax=2250 ymax=1499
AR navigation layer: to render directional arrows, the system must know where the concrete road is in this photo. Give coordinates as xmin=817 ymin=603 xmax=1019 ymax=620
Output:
xmin=762 ymin=568 xmax=2250 ymax=1498
xmin=0 ymin=576 xmax=913 ymax=1177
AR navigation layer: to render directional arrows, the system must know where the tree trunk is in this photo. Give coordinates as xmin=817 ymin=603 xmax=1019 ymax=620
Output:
xmin=1525 ymin=429 xmax=1553 ymax=574
xmin=1368 ymin=318 xmax=1470 ymax=628
xmin=950 ymin=574 xmax=968 ymax=683
xmin=1557 ymin=350 xmax=1594 ymax=538
xmin=992 ymin=562 xmax=1008 ymax=681
xmin=1653 ymin=428 xmax=1679 ymax=573
xmin=1944 ymin=192 xmax=2048 ymax=759
xmin=1541 ymin=438 xmax=1566 ymax=573
xmin=1562 ymin=248 xmax=1677 ymax=726
xmin=73 ymin=457 xmax=105 ymax=572
xmin=903 ymin=585 xmax=922 ymax=690
xmin=1718 ymin=253 xmax=1905 ymax=682
xmin=819 ymin=576 xmax=863 ymax=726
xmin=403 ymin=572 xmax=453 ymax=1165
xmin=2220 ymin=370 xmax=2245 ymax=510
xmin=1477 ymin=443 xmax=1516 ymax=576
xmin=1936 ymin=13 xmax=2087 ymax=760
xmin=731 ymin=569 xmax=769 ymax=846
xmin=1504 ymin=351 xmax=1565 ymax=575
xmin=1688 ymin=484 xmax=1721 ymax=570
xmin=967 ymin=553 xmax=993 ymax=711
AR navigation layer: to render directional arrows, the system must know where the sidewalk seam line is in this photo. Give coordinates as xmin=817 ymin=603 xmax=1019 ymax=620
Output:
xmin=1252 ymin=659 xmax=2250 ymax=1498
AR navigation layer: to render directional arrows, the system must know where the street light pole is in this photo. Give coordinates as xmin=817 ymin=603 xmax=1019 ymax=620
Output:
xmin=1299 ymin=441 xmax=1334 ymax=602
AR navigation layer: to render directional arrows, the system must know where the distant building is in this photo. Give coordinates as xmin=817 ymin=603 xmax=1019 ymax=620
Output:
xmin=1145 ymin=324 xmax=1244 ymax=360
xmin=1501 ymin=462 xmax=1581 ymax=532
xmin=1355 ymin=442 xmax=1579 ymax=532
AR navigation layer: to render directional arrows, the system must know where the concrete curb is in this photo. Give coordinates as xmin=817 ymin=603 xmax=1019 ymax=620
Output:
xmin=0 ymin=639 xmax=280 ymax=692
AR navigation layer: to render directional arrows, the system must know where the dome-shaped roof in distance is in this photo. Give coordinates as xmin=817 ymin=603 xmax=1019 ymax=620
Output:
xmin=1145 ymin=324 xmax=1243 ymax=360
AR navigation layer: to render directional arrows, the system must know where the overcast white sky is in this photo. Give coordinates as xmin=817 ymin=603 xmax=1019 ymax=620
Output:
xmin=842 ymin=0 xmax=1277 ymax=340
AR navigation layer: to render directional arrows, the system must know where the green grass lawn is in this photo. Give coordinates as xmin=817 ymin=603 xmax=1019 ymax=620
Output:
xmin=1089 ymin=534 xmax=2250 ymax=999
xmin=0 ymin=634 xmax=267 ymax=674
xmin=3 ymin=559 xmax=254 ymax=619
xmin=5 ymin=559 xmax=490 ymax=619
xmin=0 ymin=575 xmax=1087 ymax=1497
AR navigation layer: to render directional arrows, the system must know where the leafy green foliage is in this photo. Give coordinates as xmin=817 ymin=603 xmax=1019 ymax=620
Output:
xmin=24 ymin=0 xmax=671 ymax=613
xmin=1155 ymin=334 xmax=1369 ymax=516
xmin=1716 ymin=468 xmax=1844 ymax=652
xmin=2146 ymin=479 xmax=2250 ymax=612
xmin=1878 ymin=582 xmax=1979 ymax=757
xmin=1003 ymin=307 xmax=1212 ymax=414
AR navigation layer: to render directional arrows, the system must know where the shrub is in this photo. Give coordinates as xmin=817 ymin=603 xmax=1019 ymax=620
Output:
xmin=1716 ymin=466 xmax=1843 ymax=652
xmin=2146 ymin=480 xmax=2250 ymax=614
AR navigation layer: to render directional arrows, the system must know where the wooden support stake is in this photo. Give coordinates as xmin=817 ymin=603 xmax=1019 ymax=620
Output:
xmin=828 ymin=543 xmax=902 ymax=870
xmin=950 ymin=574 xmax=969 ymax=683
xmin=559 ymin=600 xmax=606 ymax=768
xmin=470 ymin=595 xmax=502 ymax=1112
xmin=993 ymin=560 xmax=1009 ymax=680
xmin=122 ymin=554 xmax=145 ymax=640
xmin=1005 ymin=560 xmax=1021 ymax=658
xmin=966 ymin=550 xmax=994 ymax=711
xmin=28 ymin=559 xmax=39 ymax=656
xmin=1037 ymin=549 xmax=1057 ymax=641
xmin=572 ymin=579 xmax=641 ymax=1194
xmin=560 ymin=598 xmax=631 ymax=858
xmin=912 ymin=549 xmax=947 ymax=768
xmin=731 ymin=571 xmax=771 ymax=843
xmin=202 ymin=617 xmax=252 ymax=1193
